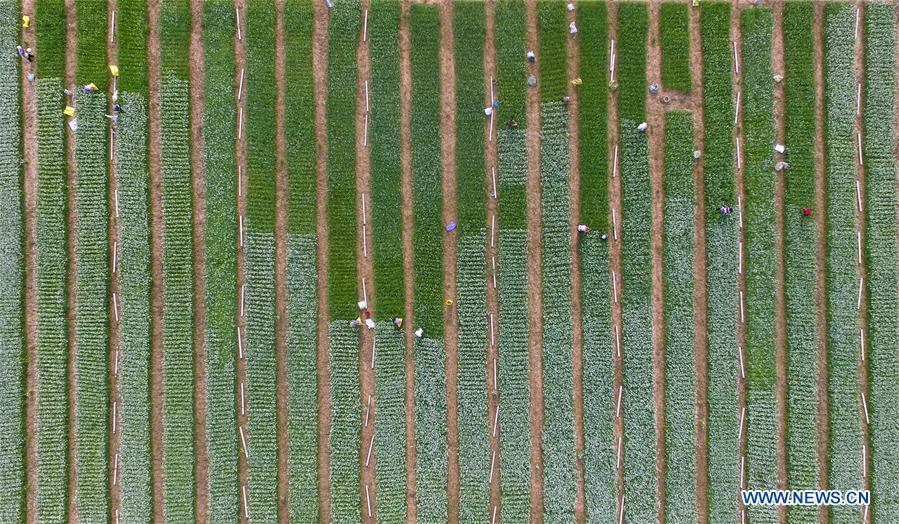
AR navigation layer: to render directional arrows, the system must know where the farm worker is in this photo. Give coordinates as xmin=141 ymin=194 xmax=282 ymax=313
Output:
xmin=569 ymin=21 xmax=578 ymax=35
xmin=350 ymin=318 xmax=362 ymax=328
xmin=114 ymin=103 xmax=123 ymax=113
xmin=414 ymin=327 xmax=424 ymax=338
xmin=484 ymin=106 xmax=493 ymax=116
xmin=365 ymin=318 xmax=375 ymax=330
xmin=446 ymin=221 xmax=457 ymax=232
xmin=363 ymin=310 xmax=371 ymax=320
xmin=577 ymin=224 xmax=590 ymax=233
xmin=15 ymin=45 xmax=25 ymax=59
xmin=600 ymin=232 xmax=609 ymax=241
xmin=802 ymin=207 xmax=812 ymax=217
xmin=82 ymin=83 xmax=98 ymax=93
xmin=637 ymin=122 xmax=648 ymax=132
xmin=25 ymin=47 xmax=34 ymax=62
xmin=562 ymin=96 xmax=571 ymax=105
xmin=526 ymin=50 xmax=536 ymax=62
xmin=391 ymin=317 xmax=403 ymax=328
xmin=506 ymin=118 xmax=519 ymax=129
xmin=719 ymin=205 xmax=732 ymax=216
xmin=492 ymin=99 xmax=500 ymax=109
xmin=567 ymin=3 xmax=574 ymax=12
xmin=105 ymin=113 xmax=118 ymax=123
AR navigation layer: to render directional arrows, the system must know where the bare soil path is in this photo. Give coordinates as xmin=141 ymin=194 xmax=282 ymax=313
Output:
xmin=645 ymin=1 xmax=668 ymax=520
xmin=523 ymin=0 xmax=545 ymax=518
xmin=311 ymin=1 xmax=332 ymax=519
xmin=20 ymin=0 xmax=39 ymax=518
xmin=146 ymin=0 xmax=167 ymax=516
xmin=687 ymin=4 xmax=710 ymax=521
xmin=186 ymin=0 xmax=209 ymax=519
xmin=482 ymin=0 xmax=501 ymax=519
xmin=605 ymin=3 xmax=624 ymax=520
xmin=396 ymin=3 xmax=417 ymax=520
xmin=437 ymin=2 xmax=460 ymax=519
xmin=354 ymin=0 xmax=377 ymax=519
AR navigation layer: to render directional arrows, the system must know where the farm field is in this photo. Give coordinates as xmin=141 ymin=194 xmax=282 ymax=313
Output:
xmin=5 ymin=0 xmax=898 ymax=522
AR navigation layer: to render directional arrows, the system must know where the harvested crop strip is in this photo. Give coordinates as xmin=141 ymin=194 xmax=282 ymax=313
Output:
xmin=863 ymin=5 xmax=899 ymax=521
xmin=617 ymin=4 xmax=656 ymax=521
xmin=782 ymin=6 xmax=818 ymax=522
xmin=823 ymin=6 xmax=862 ymax=523
xmin=700 ymin=4 xmax=738 ymax=520
xmin=0 ymin=0 xmax=24 ymax=519
xmin=202 ymin=0 xmax=238 ymax=517
xmin=659 ymin=3 xmax=691 ymax=92
xmin=740 ymin=9 xmax=777 ymax=523
xmin=283 ymin=0 xmax=319 ymax=520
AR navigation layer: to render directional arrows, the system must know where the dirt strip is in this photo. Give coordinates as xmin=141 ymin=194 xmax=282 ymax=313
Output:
xmin=233 ymin=0 xmax=250 ymax=521
xmin=770 ymin=6 xmax=789 ymax=521
xmin=645 ymin=1 xmax=668 ymax=520
xmin=730 ymin=2 xmax=748 ymax=522
xmin=396 ymin=2 xmax=417 ymax=520
xmin=851 ymin=3 xmax=871 ymax=521
xmin=186 ymin=0 xmax=209 ymax=519
xmin=437 ymin=2 xmax=460 ymax=519
xmin=63 ymin=0 xmax=78 ymax=518
xmin=812 ymin=2 xmax=829 ymax=518
xmin=107 ymin=0 xmax=122 ymax=519
xmin=523 ymin=0 xmax=544 ymax=519
xmin=605 ymin=3 xmax=624 ymax=521
xmin=354 ymin=0 xmax=377 ymax=520
xmin=564 ymin=4 xmax=586 ymax=522
xmin=20 ymin=0 xmax=38 ymax=518
xmin=272 ymin=0 xmax=290 ymax=518
xmin=145 ymin=0 xmax=166 ymax=516
xmin=311 ymin=1 xmax=332 ymax=518
xmin=482 ymin=0 xmax=502 ymax=519
xmin=687 ymin=4 xmax=710 ymax=521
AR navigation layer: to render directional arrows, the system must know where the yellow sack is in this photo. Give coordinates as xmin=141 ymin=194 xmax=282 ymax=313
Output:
xmin=109 ymin=65 xmax=119 ymax=77
xmin=22 ymin=16 xmax=30 ymax=28
xmin=571 ymin=77 xmax=583 ymax=86
xmin=63 ymin=106 xmax=76 ymax=117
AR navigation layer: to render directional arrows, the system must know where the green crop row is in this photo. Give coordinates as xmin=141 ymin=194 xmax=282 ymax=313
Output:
xmin=329 ymin=322 xmax=360 ymax=522
xmin=245 ymin=0 xmax=279 ymax=519
xmin=662 ymin=111 xmax=696 ymax=523
xmin=116 ymin=90 xmax=153 ymax=522
xmin=0 ymin=0 xmax=23 ymax=519
xmin=202 ymin=0 xmax=238 ymax=518
xmin=659 ymin=3 xmax=691 ymax=93
xmin=326 ymin=0 xmax=359 ymax=320
xmin=537 ymin=1 xmax=568 ymax=103
xmin=700 ymin=4 xmax=739 ymax=520
xmin=454 ymin=2 xmax=485 ymax=231
xmin=495 ymin=0 xmax=527 ymax=230
xmin=368 ymin=0 xmax=404 ymax=316
xmin=863 ymin=5 xmax=899 ymax=521
xmin=73 ymin=92 xmax=110 ymax=522
xmin=75 ymin=0 xmax=107 ymax=86
xmin=374 ymin=324 xmax=406 ymax=521
xmin=410 ymin=4 xmax=443 ymax=338
xmin=283 ymin=0 xmax=318 ymax=520
xmin=36 ymin=78 xmax=69 ymax=523
xmin=414 ymin=336 xmax=448 ymax=522
xmin=35 ymin=0 xmax=65 ymax=77
xmin=782 ymin=7 xmax=818 ymax=522
xmin=741 ymin=9 xmax=777 ymax=524
xmin=540 ymin=103 xmax=575 ymax=521
xmin=824 ymin=6 xmax=862 ymax=523
xmin=577 ymin=1 xmax=608 ymax=230
xmin=617 ymin=4 xmax=656 ymax=522
xmin=159 ymin=0 xmax=194 ymax=518
xmin=117 ymin=0 xmax=148 ymax=94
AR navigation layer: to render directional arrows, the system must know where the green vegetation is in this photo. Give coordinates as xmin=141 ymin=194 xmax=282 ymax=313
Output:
xmin=782 ymin=7 xmax=818 ymax=523
xmin=662 ymin=111 xmax=695 ymax=523
xmin=823 ymin=6 xmax=862 ymax=523
xmin=117 ymin=0 xmax=148 ymax=93
xmin=495 ymin=0 xmax=527 ymax=230
xmin=0 ymin=1 xmax=24 ymax=519
xmin=537 ymin=1 xmax=568 ymax=102
xmin=863 ymin=5 xmax=899 ymax=521
xmin=35 ymin=0 xmax=65 ymax=77
xmin=283 ymin=0 xmax=318 ymax=520
xmin=159 ymin=0 xmax=195 ymax=519
xmin=617 ymin=4 xmax=656 ymax=522
xmin=700 ymin=4 xmax=738 ymax=520
xmin=74 ymin=0 xmax=107 ymax=86
xmin=659 ymin=3 xmax=691 ymax=92
xmin=577 ymin=1 xmax=608 ymax=230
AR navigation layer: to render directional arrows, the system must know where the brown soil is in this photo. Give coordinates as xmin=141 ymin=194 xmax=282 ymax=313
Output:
xmin=687 ymin=4 xmax=710 ymax=522
xmin=146 ymin=0 xmax=167 ymax=517
xmin=564 ymin=5 xmax=586 ymax=522
xmin=311 ymin=1 xmax=333 ymax=519
xmin=437 ymin=2 xmax=460 ymax=519
xmin=272 ymin=0 xmax=290 ymax=518
xmin=646 ymin=1 xmax=668 ymax=520
xmin=396 ymin=3 xmax=417 ymax=520
xmin=20 ymin=0 xmax=39 ymax=518
xmin=604 ymin=3 xmax=625 ymax=520
xmin=233 ymin=0 xmax=250 ymax=521
xmin=523 ymin=0 xmax=544 ymax=519
xmin=354 ymin=0 xmax=377 ymax=520
xmin=481 ymin=1 xmax=502 ymax=519
xmin=186 ymin=0 xmax=209 ymax=519
xmin=812 ymin=3 xmax=829 ymax=519
xmin=771 ymin=5 xmax=789 ymax=519
xmin=63 ymin=0 xmax=78 ymax=518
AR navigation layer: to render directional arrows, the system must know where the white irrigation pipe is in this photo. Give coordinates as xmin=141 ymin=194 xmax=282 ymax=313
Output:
xmin=241 ymin=382 xmax=246 ymax=415
xmin=864 ymin=506 xmax=869 ymax=522
xmin=855 ymin=6 xmax=860 ymax=40
xmin=857 ymin=277 xmax=863 ymax=310
xmin=116 ymin=509 xmax=120 ymax=524
xmin=612 ymin=144 xmax=618 ymax=178
xmin=240 ymin=426 xmax=249 ymax=458
xmin=113 ymin=453 xmax=119 ymax=485
xmin=365 ymin=485 xmax=372 ymax=517
xmin=364 ymin=395 xmax=372 ymax=427
xmin=860 ymin=328 xmax=866 ymax=361
xmin=862 ymin=445 xmax=867 ymax=477
xmin=238 ymin=326 xmax=244 ymax=358
xmin=609 ymin=40 xmax=616 ymax=81
xmin=618 ymin=496 xmax=625 ymax=524
xmin=740 ymin=456 xmax=745 ymax=488
xmin=112 ymin=401 xmax=117 ymax=433
xmin=371 ymin=336 xmax=376 ymax=369
xmin=488 ymin=113 xmax=494 ymax=143
xmin=114 ymin=350 xmax=119 ymax=376
xmin=488 ymin=450 xmax=496 ymax=480
xmin=242 ymin=485 xmax=249 ymax=518
xmin=493 ymin=358 xmax=497 ymax=387
xmin=612 ymin=270 xmax=618 ymax=304
xmin=615 ymin=325 xmax=621 ymax=357
xmin=734 ymin=91 xmax=741 ymax=126
xmin=114 ymin=189 xmax=120 ymax=218
xmin=238 ymin=107 xmax=243 ymax=139
xmin=363 ymin=9 xmax=369 ymax=42
xmin=362 ymin=224 xmax=368 ymax=257
xmin=857 ymin=231 xmax=862 ymax=265
xmin=361 ymin=193 xmax=367 ymax=224
xmin=236 ymin=7 xmax=242 ymax=41
xmin=490 ymin=76 xmax=495 ymax=104
xmin=492 ymin=257 xmax=497 ymax=289
xmin=238 ymin=68 xmax=244 ymax=100
xmin=492 ymin=406 xmax=499 ymax=438
xmin=736 ymin=141 xmax=742 ymax=170
xmin=733 ymin=41 xmax=739 ymax=74
xmin=739 ymin=291 xmax=745 ymax=324
xmin=856 ymin=180 xmax=862 ymax=212
xmin=110 ymin=11 xmax=116 ymax=42
xmin=239 ymin=215 xmax=244 ymax=247
xmin=861 ymin=392 xmax=869 ymax=424
xmin=112 ymin=241 xmax=117 ymax=274
xmin=365 ymin=433 xmax=374 ymax=466
xmin=856 ymin=83 xmax=862 ymax=116
xmin=612 ymin=209 xmax=618 ymax=240
xmin=491 ymin=214 xmax=496 ymax=247
xmin=492 ymin=506 xmax=498 ymax=524
xmin=616 ymin=385 xmax=622 ymax=417
xmin=738 ymin=241 xmax=742 ymax=274
xmin=362 ymin=277 xmax=368 ymax=306
xmin=491 ymin=167 xmax=498 ymax=198
xmin=738 ymin=407 xmax=745 ymax=442
xmin=737 ymin=196 xmax=743 ymax=229
xmin=241 ymin=284 xmax=246 ymax=317
xmin=364 ymin=113 xmax=368 ymax=147
xmin=365 ymin=81 xmax=369 ymax=112
xmin=857 ymin=132 xmax=864 ymax=165
xmin=490 ymin=314 xmax=495 ymax=348
xmin=738 ymin=345 xmax=745 ymax=379
xmin=112 ymin=292 xmax=119 ymax=322
xmin=616 ymin=436 xmax=622 ymax=469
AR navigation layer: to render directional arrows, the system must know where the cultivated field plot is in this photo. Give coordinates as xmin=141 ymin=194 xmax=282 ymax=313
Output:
xmin=4 ymin=0 xmax=898 ymax=522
